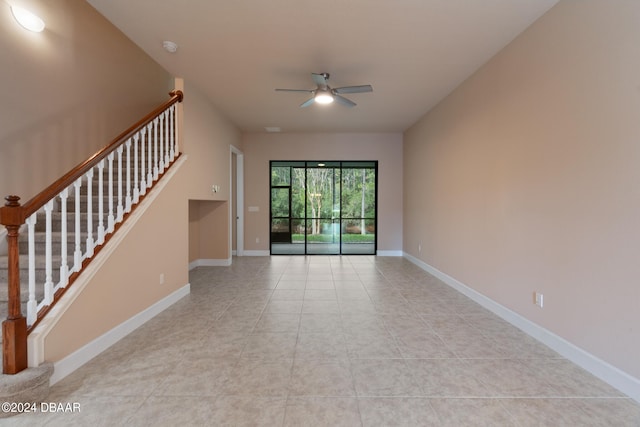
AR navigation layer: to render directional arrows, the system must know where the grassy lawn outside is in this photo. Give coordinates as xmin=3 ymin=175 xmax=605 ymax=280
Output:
xmin=292 ymin=234 xmax=375 ymax=243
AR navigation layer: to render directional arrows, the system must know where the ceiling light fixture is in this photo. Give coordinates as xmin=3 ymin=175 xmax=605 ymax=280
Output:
xmin=11 ymin=5 xmax=45 ymax=32
xmin=314 ymin=89 xmax=334 ymax=104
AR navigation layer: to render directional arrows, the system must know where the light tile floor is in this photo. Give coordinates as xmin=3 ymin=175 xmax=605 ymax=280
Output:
xmin=9 ymin=256 xmax=640 ymax=426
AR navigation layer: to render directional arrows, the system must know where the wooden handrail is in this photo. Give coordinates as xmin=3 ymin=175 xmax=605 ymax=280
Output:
xmin=18 ymin=90 xmax=183 ymax=220
xmin=0 ymin=90 xmax=183 ymax=374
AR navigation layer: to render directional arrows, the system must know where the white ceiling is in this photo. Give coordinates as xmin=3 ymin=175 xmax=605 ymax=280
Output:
xmin=87 ymin=0 xmax=558 ymax=133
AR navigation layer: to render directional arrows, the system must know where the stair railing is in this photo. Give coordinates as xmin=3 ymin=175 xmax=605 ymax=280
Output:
xmin=0 ymin=90 xmax=183 ymax=374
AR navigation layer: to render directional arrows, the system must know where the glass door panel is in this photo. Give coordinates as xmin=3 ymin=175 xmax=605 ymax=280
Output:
xmin=305 ymin=165 xmax=339 ymax=255
xmin=307 ymin=219 xmax=340 ymax=255
xmin=270 ymin=187 xmax=291 ymax=252
xmin=341 ymin=219 xmax=375 ymax=254
xmin=271 ymin=188 xmax=290 ymax=217
xmin=270 ymin=161 xmax=376 ymax=255
xmin=340 ymin=166 xmax=376 ymax=255
xmin=271 ymin=166 xmax=291 ymax=186
xmin=291 ymin=167 xmax=306 ymax=222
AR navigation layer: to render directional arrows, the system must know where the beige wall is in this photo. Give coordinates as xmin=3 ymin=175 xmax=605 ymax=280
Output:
xmin=404 ymin=0 xmax=640 ymax=379
xmin=1 ymin=1 xmax=241 ymax=362
xmin=0 ymin=0 xmax=173 ymax=200
xmin=0 ymin=0 xmax=178 ymax=363
xmin=241 ymin=132 xmax=403 ymax=253
xmin=45 ymin=79 xmax=241 ymax=360
xmin=182 ymin=80 xmax=241 ymax=263
xmin=181 ymin=81 xmax=241 ymax=203
xmin=45 ymin=163 xmax=189 ymax=361
xmin=189 ymin=200 xmax=230 ymax=262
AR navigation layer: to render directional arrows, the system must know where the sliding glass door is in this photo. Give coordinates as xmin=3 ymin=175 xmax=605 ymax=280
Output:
xmin=339 ymin=163 xmax=376 ymax=254
xmin=270 ymin=161 xmax=377 ymax=255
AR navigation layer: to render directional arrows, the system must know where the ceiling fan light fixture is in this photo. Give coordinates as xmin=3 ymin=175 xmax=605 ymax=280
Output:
xmin=314 ymin=89 xmax=334 ymax=104
xmin=276 ymin=72 xmax=371 ymax=108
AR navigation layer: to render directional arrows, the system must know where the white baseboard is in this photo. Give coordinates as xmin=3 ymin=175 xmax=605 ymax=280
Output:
xmin=189 ymin=258 xmax=232 ymax=269
xmin=49 ymin=283 xmax=190 ymax=385
xmin=242 ymin=250 xmax=270 ymax=256
xmin=403 ymin=252 xmax=640 ymax=403
xmin=28 ymin=158 xmax=188 ymax=368
xmin=232 ymin=250 xmax=237 ymax=256
xmin=377 ymin=250 xmax=403 ymax=256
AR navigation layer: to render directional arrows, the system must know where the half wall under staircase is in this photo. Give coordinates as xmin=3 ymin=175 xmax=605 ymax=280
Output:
xmin=0 ymin=90 xmax=184 ymax=376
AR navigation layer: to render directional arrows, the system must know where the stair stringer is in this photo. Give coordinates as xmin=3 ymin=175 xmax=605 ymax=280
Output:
xmin=27 ymin=155 xmax=188 ymax=368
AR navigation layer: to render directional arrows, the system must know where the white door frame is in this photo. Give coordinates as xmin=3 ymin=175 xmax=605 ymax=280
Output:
xmin=230 ymin=145 xmax=244 ymax=257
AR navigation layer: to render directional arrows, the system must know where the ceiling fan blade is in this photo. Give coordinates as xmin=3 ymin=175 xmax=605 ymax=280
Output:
xmin=300 ymin=97 xmax=315 ymax=108
xmin=334 ymin=94 xmax=356 ymax=107
xmin=311 ymin=73 xmax=329 ymax=87
xmin=333 ymin=85 xmax=373 ymax=94
xmin=275 ymin=88 xmax=314 ymax=93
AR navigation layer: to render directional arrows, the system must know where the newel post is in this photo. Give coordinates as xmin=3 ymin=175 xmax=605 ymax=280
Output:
xmin=1 ymin=195 xmax=27 ymax=374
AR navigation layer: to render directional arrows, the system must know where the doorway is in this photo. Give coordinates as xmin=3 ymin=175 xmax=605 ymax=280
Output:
xmin=270 ymin=161 xmax=377 ymax=255
xmin=230 ymin=145 xmax=243 ymax=256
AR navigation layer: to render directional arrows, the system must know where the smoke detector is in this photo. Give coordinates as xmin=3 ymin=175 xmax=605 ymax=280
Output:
xmin=162 ymin=40 xmax=178 ymax=53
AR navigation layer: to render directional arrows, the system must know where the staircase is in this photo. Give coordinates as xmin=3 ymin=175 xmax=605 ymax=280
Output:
xmin=0 ymin=177 xmax=119 ymax=325
xmin=0 ymin=90 xmax=183 ymax=380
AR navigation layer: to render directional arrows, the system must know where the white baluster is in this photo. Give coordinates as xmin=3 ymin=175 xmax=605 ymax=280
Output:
xmin=171 ymin=104 xmax=180 ymax=156
xmin=146 ymin=123 xmax=153 ymax=189
xmin=58 ymin=188 xmax=69 ymax=288
xmin=73 ymin=178 xmax=82 ymax=272
xmin=169 ymin=105 xmax=176 ymax=160
xmin=153 ymin=117 xmax=159 ymax=181
xmin=26 ymin=213 xmax=37 ymax=326
xmin=162 ymin=114 xmax=166 ymax=157
xmin=107 ymin=152 xmax=115 ymax=233
xmin=85 ymin=169 xmax=95 ymax=258
xmin=44 ymin=200 xmax=54 ymax=305
xmin=163 ymin=110 xmax=169 ymax=168
xmin=133 ymin=133 xmax=140 ymax=203
xmin=116 ymin=145 xmax=124 ymax=222
xmin=125 ymin=138 xmax=132 ymax=213
xmin=140 ymin=127 xmax=147 ymax=196
xmin=97 ymin=159 xmax=106 ymax=244
xmin=158 ymin=113 xmax=165 ymax=172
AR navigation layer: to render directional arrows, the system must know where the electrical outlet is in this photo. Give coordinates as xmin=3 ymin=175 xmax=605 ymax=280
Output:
xmin=256 ymin=237 xmax=260 ymax=243
xmin=160 ymin=273 xmax=165 ymax=285
xmin=418 ymin=243 xmax=422 ymax=253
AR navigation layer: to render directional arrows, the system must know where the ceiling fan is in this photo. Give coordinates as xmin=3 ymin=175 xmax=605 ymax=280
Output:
xmin=275 ymin=72 xmax=373 ymax=108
